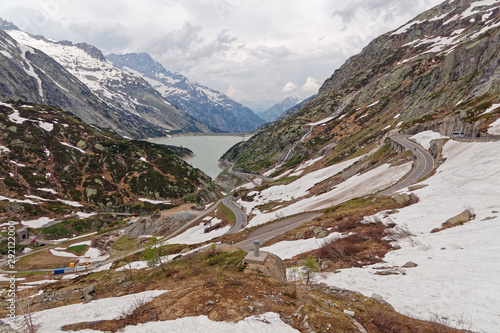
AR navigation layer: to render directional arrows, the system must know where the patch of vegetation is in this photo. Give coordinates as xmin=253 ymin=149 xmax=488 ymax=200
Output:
xmin=66 ymin=244 xmax=89 ymax=256
xmin=217 ymin=202 xmax=236 ymax=225
xmin=112 ymin=235 xmax=139 ymax=252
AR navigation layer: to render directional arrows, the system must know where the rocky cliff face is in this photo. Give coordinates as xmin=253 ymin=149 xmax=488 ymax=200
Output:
xmin=223 ymin=0 xmax=500 ymax=172
xmin=107 ymin=52 xmax=265 ymax=133
xmin=0 ymin=27 xmax=213 ymax=139
xmin=0 ymin=101 xmax=219 ymax=219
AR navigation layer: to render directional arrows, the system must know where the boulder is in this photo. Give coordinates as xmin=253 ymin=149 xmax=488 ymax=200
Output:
xmin=402 ymin=261 xmax=418 ymax=268
xmin=313 ymin=227 xmax=323 ymax=235
xmin=317 ymin=230 xmax=329 ymax=239
xmin=444 ymin=209 xmax=476 ymax=228
xmin=343 ymin=309 xmax=355 ymax=317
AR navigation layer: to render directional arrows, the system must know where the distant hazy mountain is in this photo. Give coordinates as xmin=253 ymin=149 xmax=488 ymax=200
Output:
xmin=257 ymin=96 xmax=300 ymax=122
xmin=0 ymin=25 xmax=212 ymax=138
xmin=107 ymin=52 xmax=265 ymax=133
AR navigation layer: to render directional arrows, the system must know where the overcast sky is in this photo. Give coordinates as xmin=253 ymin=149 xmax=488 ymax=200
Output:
xmin=0 ymin=0 xmax=444 ymax=110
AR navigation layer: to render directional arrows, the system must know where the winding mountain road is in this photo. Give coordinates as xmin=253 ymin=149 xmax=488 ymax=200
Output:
xmin=2 ymin=135 xmax=436 ymax=274
xmin=223 ymin=196 xmax=248 ymax=234
xmin=380 ymin=134 xmax=435 ymax=195
xmin=235 ymin=212 xmax=321 ymax=251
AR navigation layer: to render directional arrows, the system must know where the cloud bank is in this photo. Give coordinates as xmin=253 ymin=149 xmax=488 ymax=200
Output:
xmin=0 ymin=0 xmax=443 ymax=109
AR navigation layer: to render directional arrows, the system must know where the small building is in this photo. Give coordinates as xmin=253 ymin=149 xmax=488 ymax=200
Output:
xmin=15 ymin=228 xmax=29 ymax=242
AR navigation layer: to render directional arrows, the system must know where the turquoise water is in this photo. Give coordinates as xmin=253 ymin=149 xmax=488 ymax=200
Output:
xmin=151 ymin=135 xmax=248 ymax=179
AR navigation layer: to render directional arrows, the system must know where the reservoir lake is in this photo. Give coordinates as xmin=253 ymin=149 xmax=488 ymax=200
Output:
xmin=150 ymin=135 xmax=248 ymax=179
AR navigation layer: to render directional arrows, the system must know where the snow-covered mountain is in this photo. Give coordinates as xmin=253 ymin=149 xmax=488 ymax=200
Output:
xmin=257 ymin=96 xmax=300 ymax=122
xmin=1 ymin=26 xmax=212 ymax=138
xmin=106 ymin=52 xmax=265 ymax=133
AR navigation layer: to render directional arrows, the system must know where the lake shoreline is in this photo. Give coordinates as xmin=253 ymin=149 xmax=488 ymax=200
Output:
xmin=149 ymin=135 xmax=249 ymax=179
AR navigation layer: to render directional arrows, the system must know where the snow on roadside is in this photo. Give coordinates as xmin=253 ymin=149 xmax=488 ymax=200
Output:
xmin=238 ymin=156 xmax=362 ymax=220
xmin=119 ymin=312 xmax=298 ymax=333
xmin=261 ymin=232 xmax=345 ymax=260
xmin=241 ymin=162 xmax=411 ymax=228
xmin=410 ymin=130 xmax=448 ymax=150
xmin=315 ymin=141 xmax=500 ymax=333
xmin=167 ymin=218 xmax=230 ymax=245
xmin=6 ymin=290 xmax=168 ymax=333
xmin=50 ymin=241 xmax=109 ymax=262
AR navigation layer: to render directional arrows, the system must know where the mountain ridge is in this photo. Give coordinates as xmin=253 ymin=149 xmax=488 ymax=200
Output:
xmin=223 ymin=0 xmax=500 ymax=172
xmin=107 ymin=52 xmax=265 ymax=133
xmin=257 ymin=96 xmax=300 ymax=122
xmin=0 ymin=25 xmax=214 ymax=139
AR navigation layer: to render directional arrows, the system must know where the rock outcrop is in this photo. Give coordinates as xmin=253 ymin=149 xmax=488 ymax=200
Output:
xmin=244 ymin=252 xmax=287 ymax=285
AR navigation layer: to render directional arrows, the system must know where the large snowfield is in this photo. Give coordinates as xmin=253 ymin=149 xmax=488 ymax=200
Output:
xmin=248 ymin=137 xmax=500 ymax=332
xmin=238 ymin=156 xmax=412 ymax=228
xmin=6 ymin=290 xmax=297 ymax=333
xmin=309 ymin=139 xmax=500 ymax=332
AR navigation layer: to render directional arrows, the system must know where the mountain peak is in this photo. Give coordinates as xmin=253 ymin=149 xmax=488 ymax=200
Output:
xmin=107 ymin=52 xmax=265 ymax=133
xmin=258 ymin=96 xmax=301 ymax=122
xmin=0 ymin=17 xmax=18 ymax=30
xmin=107 ymin=52 xmax=171 ymax=78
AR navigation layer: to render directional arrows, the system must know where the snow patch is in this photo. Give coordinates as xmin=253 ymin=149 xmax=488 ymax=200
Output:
xmin=261 ymin=232 xmax=346 ymax=260
xmin=410 ymin=130 xmax=448 ymax=150
xmin=7 ymin=109 xmax=28 ymax=124
xmin=315 ymin=141 xmax=500 ymax=333
xmin=167 ymin=218 xmax=230 ymax=245
xmin=6 ymin=290 xmax=168 ymax=333
xmin=119 ymin=312 xmax=298 ymax=333
xmin=480 ymin=103 xmax=500 ymax=116
xmin=138 ymin=198 xmax=172 ymax=205
xmin=60 ymin=142 xmax=86 ymax=154
xmin=488 ymin=117 xmax=500 ymax=135
xmin=37 ymin=188 xmax=57 ymax=194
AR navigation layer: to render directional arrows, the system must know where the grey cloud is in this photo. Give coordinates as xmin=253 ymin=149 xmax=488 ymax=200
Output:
xmin=149 ymin=26 xmax=237 ymax=71
xmin=252 ymin=45 xmax=292 ymax=59
xmin=332 ymin=0 xmax=433 ymax=28
xmin=148 ymin=22 xmax=203 ymax=54
xmin=0 ymin=5 xmax=131 ymax=53
xmin=67 ymin=22 xmax=131 ymax=53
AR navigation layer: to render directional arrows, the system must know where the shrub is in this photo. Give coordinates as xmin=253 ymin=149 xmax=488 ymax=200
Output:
xmin=319 ymin=234 xmax=366 ymax=262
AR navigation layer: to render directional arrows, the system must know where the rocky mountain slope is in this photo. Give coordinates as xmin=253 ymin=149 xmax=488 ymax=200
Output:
xmin=0 ymin=101 xmax=219 ymax=219
xmin=0 ymin=24 xmax=212 ymax=139
xmin=223 ymin=0 xmax=500 ymax=172
xmin=107 ymin=52 xmax=265 ymax=133
xmin=257 ymin=96 xmax=300 ymax=122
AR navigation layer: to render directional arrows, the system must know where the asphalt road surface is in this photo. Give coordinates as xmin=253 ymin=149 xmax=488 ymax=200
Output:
xmin=380 ymin=135 xmax=435 ymax=195
xmin=235 ymin=212 xmax=321 ymax=251
xmin=223 ymin=196 xmax=248 ymax=234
